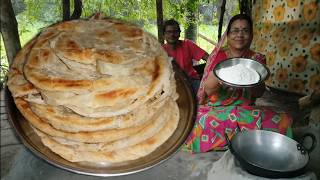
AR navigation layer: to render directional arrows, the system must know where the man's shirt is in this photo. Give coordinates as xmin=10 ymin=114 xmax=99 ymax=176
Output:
xmin=162 ymin=39 xmax=207 ymax=79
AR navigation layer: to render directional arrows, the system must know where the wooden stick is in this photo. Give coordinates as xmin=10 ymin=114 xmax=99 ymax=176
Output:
xmin=198 ymin=33 xmax=217 ymax=46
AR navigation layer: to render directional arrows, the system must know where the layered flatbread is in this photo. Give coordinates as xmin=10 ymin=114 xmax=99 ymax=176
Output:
xmin=33 ymin=100 xmax=179 ymax=163
xmin=29 ymin=97 xmax=169 ymax=132
xmin=7 ymin=18 xmax=180 ymax=164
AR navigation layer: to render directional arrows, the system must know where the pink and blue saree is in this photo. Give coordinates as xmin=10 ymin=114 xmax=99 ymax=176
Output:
xmin=182 ymin=48 xmax=292 ymax=153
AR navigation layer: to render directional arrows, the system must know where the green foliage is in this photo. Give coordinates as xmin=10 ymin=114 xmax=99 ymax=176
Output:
xmin=81 ymin=0 xmax=158 ymax=27
xmin=22 ymin=0 xmax=57 ymax=22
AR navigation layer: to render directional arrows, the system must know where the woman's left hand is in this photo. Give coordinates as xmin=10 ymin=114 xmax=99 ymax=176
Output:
xmin=204 ymin=73 xmax=221 ymax=96
xmin=249 ymin=82 xmax=266 ymax=99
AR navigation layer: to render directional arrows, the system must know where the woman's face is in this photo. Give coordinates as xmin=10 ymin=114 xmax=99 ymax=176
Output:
xmin=227 ymin=19 xmax=253 ymax=51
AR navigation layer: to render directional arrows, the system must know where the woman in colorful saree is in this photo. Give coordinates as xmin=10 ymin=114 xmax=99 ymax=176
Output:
xmin=182 ymin=14 xmax=293 ymax=153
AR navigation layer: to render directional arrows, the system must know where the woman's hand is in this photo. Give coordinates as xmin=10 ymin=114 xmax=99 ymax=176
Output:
xmin=250 ymin=82 xmax=266 ymax=99
xmin=204 ymin=73 xmax=221 ymax=96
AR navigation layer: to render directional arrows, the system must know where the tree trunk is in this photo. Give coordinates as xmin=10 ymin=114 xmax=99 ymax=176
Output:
xmin=62 ymin=0 xmax=70 ymax=21
xmin=63 ymin=0 xmax=82 ymax=21
xmin=217 ymin=0 xmax=226 ymax=41
xmin=70 ymin=0 xmax=82 ymax=20
xmin=184 ymin=0 xmax=198 ymax=42
xmin=0 ymin=0 xmax=21 ymax=65
xmin=239 ymin=0 xmax=252 ymax=16
xmin=156 ymin=0 xmax=164 ymax=44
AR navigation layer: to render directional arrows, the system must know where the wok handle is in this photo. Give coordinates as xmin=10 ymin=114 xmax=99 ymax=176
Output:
xmin=300 ymin=133 xmax=317 ymax=153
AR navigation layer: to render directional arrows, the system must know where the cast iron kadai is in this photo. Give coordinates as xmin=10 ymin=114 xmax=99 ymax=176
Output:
xmin=225 ymin=130 xmax=316 ymax=178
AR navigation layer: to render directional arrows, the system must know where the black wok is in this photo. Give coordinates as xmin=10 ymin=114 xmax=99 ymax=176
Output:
xmin=226 ymin=130 xmax=316 ymax=178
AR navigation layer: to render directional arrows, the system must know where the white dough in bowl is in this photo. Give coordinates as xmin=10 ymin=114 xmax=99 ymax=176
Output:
xmin=216 ymin=64 xmax=260 ymax=85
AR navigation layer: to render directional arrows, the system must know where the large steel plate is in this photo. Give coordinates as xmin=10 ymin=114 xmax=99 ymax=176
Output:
xmin=5 ymin=66 xmax=196 ymax=176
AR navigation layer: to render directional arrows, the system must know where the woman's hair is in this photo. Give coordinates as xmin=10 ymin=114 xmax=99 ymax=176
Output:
xmin=226 ymin=14 xmax=253 ymax=34
xmin=163 ymin=19 xmax=181 ymax=34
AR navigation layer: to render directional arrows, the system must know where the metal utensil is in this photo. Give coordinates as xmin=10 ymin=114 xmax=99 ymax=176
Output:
xmin=213 ymin=58 xmax=270 ymax=88
xmin=226 ymin=130 xmax=316 ymax=178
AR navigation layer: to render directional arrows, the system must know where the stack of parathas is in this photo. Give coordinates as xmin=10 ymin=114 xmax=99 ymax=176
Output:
xmin=7 ymin=18 xmax=180 ymax=164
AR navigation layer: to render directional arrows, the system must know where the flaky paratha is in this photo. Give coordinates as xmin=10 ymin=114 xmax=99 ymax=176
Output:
xmin=23 ymin=19 xmax=172 ymax=117
xmin=7 ymin=18 xmax=181 ymax=165
xmin=7 ymin=38 xmax=39 ymax=98
xmin=15 ymin=98 xmax=162 ymax=143
xmin=37 ymin=99 xmax=177 ymax=152
xmin=29 ymin=96 xmax=169 ymax=132
xmin=24 ymin=19 xmax=169 ymax=91
xmin=33 ymin=100 xmax=179 ymax=163
xmin=52 ymin=66 xmax=177 ymax=118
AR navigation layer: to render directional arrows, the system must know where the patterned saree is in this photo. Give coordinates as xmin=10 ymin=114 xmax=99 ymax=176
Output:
xmin=182 ymin=49 xmax=293 ymax=153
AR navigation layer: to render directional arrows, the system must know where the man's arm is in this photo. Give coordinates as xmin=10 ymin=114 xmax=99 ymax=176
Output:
xmin=202 ymin=52 xmax=209 ymax=61
xmin=187 ymin=40 xmax=208 ymax=62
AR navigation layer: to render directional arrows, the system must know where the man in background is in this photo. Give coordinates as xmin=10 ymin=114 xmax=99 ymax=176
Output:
xmin=162 ymin=19 xmax=208 ymax=93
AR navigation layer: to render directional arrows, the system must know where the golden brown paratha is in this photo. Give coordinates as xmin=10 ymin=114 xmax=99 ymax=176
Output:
xmin=37 ymin=99 xmax=177 ymax=152
xmin=15 ymin=98 xmax=161 ymax=143
xmin=33 ymin=100 xmax=179 ymax=163
xmin=7 ymin=18 xmax=181 ymax=165
xmin=7 ymin=38 xmax=39 ymax=98
xmin=23 ymin=19 xmax=172 ymax=117
xmin=29 ymin=97 xmax=169 ymax=132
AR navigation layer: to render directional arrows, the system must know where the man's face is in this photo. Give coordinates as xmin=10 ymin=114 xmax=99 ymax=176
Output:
xmin=164 ymin=25 xmax=180 ymax=45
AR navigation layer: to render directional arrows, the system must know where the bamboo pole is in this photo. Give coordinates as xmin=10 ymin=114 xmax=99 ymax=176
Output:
xmin=198 ymin=33 xmax=217 ymax=46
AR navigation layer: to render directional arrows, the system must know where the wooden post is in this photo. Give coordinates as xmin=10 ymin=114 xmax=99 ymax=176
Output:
xmin=62 ymin=0 xmax=70 ymax=21
xmin=239 ymin=0 xmax=253 ymax=16
xmin=0 ymin=0 xmax=21 ymax=65
xmin=70 ymin=0 xmax=82 ymax=20
xmin=63 ymin=0 xmax=82 ymax=21
xmin=156 ymin=0 xmax=164 ymax=44
xmin=218 ymin=0 xmax=226 ymax=41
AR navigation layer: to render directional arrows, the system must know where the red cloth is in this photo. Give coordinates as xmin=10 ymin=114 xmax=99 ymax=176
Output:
xmin=210 ymin=50 xmax=228 ymax=69
xmin=162 ymin=39 xmax=207 ymax=79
